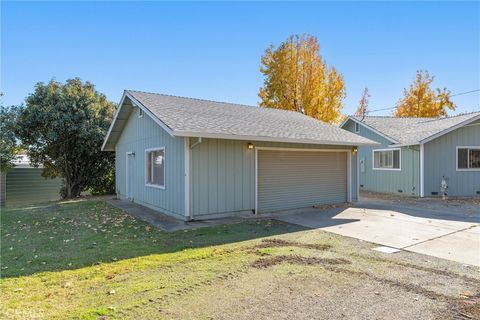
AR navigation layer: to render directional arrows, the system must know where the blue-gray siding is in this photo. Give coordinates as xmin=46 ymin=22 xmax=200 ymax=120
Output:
xmin=424 ymin=120 xmax=480 ymax=196
xmin=115 ymin=108 xmax=185 ymax=219
xmin=343 ymin=119 xmax=420 ymax=196
xmin=3 ymin=168 xmax=62 ymax=206
xmin=189 ymin=138 xmax=358 ymax=217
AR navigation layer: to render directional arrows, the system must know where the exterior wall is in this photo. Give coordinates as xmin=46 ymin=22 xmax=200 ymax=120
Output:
xmin=115 ymin=109 xmax=185 ymax=219
xmin=343 ymin=119 xmax=420 ymax=196
xmin=424 ymin=120 xmax=480 ymax=197
xmin=189 ymin=138 xmax=358 ymax=218
xmin=4 ymin=168 xmax=62 ymax=206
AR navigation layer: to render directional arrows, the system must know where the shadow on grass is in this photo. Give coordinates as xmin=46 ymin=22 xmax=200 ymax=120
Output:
xmin=1 ymin=200 xmax=310 ymax=278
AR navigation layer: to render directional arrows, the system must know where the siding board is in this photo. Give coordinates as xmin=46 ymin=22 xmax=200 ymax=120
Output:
xmin=190 ymin=139 xmax=357 ymax=217
xmin=424 ymin=120 xmax=480 ymax=196
xmin=343 ymin=119 xmax=420 ymax=196
xmin=115 ymin=109 xmax=185 ymax=219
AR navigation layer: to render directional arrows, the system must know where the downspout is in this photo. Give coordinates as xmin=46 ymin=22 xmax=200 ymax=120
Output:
xmin=190 ymin=137 xmax=202 ymax=149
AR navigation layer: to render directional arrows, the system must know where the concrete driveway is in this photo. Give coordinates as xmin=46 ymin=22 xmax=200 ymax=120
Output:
xmin=275 ymin=197 xmax=480 ymax=266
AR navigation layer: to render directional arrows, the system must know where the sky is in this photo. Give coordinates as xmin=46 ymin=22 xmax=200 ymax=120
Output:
xmin=2 ymin=1 xmax=479 ymax=116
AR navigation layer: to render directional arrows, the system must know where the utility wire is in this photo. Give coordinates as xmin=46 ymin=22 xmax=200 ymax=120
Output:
xmin=365 ymin=88 xmax=480 ymax=114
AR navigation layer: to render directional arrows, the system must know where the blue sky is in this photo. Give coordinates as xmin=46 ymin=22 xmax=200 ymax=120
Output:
xmin=2 ymin=1 xmax=479 ymax=116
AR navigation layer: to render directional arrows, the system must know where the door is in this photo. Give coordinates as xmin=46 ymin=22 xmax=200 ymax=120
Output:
xmin=126 ymin=152 xmax=135 ymax=200
xmin=257 ymin=150 xmax=348 ymax=213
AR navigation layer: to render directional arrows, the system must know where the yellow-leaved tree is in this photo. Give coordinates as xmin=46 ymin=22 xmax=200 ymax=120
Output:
xmin=354 ymin=87 xmax=370 ymax=118
xmin=259 ymin=34 xmax=346 ymax=124
xmin=395 ymin=70 xmax=456 ymax=117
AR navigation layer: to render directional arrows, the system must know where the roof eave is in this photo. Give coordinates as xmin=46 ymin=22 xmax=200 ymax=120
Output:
xmin=173 ymin=130 xmax=379 ymax=146
xmin=101 ymin=91 xmax=175 ymax=151
xmin=418 ymin=113 xmax=480 ymax=145
xmin=341 ymin=116 xmax=399 ymax=144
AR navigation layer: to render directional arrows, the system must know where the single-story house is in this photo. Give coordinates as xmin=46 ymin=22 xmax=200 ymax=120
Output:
xmin=0 ymin=155 xmax=62 ymax=207
xmin=102 ymin=90 xmax=375 ymax=220
xmin=340 ymin=112 xmax=480 ymax=197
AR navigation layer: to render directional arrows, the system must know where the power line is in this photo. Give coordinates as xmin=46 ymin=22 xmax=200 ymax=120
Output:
xmin=450 ymin=89 xmax=480 ymax=97
xmin=365 ymin=88 xmax=480 ymax=114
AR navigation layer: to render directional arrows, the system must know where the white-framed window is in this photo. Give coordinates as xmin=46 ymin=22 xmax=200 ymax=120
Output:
xmin=355 ymin=122 xmax=360 ymax=133
xmin=372 ymin=148 xmax=401 ymax=170
xmin=138 ymin=108 xmax=144 ymax=118
xmin=456 ymin=146 xmax=480 ymax=171
xmin=145 ymin=147 xmax=165 ymax=189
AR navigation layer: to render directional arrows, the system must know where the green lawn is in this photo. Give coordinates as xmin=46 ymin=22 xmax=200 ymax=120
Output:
xmin=1 ymin=200 xmax=479 ymax=320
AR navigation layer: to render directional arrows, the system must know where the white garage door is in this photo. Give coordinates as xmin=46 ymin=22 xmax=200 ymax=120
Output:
xmin=257 ymin=150 xmax=348 ymax=213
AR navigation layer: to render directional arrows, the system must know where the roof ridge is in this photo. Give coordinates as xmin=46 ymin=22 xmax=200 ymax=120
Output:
xmin=126 ymin=89 xmax=258 ymax=109
xmin=418 ymin=111 xmax=480 ymax=124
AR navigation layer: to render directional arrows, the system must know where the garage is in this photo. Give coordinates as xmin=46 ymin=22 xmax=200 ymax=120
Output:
xmin=256 ymin=149 xmax=350 ymax=213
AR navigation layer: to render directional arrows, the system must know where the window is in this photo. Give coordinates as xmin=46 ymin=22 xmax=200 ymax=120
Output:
xmin=355 ymin=122 xmax=360 ymax=133
xmin=145 ymin=147 xmax=165 ymax=188
xmin=138 ymin=108 xmax=144 ymax=118
xmin=457 ymin=147 xmax=480 ymax=170
xmin=373 ymin=149 xmax=401 ymax=170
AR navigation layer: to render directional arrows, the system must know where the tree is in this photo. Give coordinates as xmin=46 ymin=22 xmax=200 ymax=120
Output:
xmin=0 ymin=95 xmax=22 ymax=172
xmin=354 ymin=87 xmax=370 ymax=118
xmin=395 ymin=70 xmax=456 ymax=117
xmin=15 ymin=78 xmax=116 ymax=198
xmin=259 ymin=34 xmax=346 ymax=124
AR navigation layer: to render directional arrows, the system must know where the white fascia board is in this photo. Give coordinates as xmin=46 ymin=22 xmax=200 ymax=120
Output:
xmin=101 ymin=91 xmax=129 ymax=151
xmin=101 ymin=91 xmax=175 ymax=151
xmin=341 ymin=117 xmax=398 ymax=144
xmin=419 ymin=114 xmax=480 ymax=145
xmin=172 ymin=130 xmax=378 ymax=147
xmin=125 ymin=92 xmax=174 ymax=138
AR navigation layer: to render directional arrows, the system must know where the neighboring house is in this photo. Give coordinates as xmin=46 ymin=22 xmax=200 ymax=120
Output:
xmin=0 ymin=155 xmax=62 ymax=206
xmin=102 ymin=90 xmax=375 ymax=221
xmin=341 ymin=112 xmax=480 ymax=197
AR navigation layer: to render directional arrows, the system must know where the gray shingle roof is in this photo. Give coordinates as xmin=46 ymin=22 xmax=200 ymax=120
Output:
xmin=352 ymin=112 xmax=480 ymax=145
xmin=102 ymin=90 xmax=377 ymax=151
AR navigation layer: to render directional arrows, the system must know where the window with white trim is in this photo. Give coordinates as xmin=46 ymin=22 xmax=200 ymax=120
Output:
xmin=355 ymin=122 xmax=360 ymax=133
xmin=146 ymin=148 xmax=165 ymax=188
xmin=373 ymin=149 xmax=400 ymax=170
xmin=138 ymin=108 xmax=144 ymax=118
xmin=457 ymin=147 xmax=480 ymax=170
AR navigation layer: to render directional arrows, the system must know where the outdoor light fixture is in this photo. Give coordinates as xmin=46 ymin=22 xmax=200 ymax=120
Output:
xmin=353 ymin=147 xmax=358 ymax=153
xmin=247 ymin=143 xmax=254 ymax=149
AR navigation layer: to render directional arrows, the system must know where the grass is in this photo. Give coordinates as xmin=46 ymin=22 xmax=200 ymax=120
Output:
xmin=1 ymin=200 xmax=479 ymax=319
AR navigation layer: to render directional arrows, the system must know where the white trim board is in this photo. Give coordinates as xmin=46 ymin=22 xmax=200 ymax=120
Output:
xmin=184 ymin=138 xmax=191 ymax=220
xmin=372 ymin=148 xmax=402 ymax=171
xmin=102 ymin=91 xmax=174 ymax=151
xmin=456 ymin=146 xmax=480 ymax=171
xmin=144 ymin=146 xmax=166 ymax=190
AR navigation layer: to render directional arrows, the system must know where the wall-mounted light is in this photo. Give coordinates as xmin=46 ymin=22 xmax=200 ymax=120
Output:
xmin=352 ymin=147 xmax=358 ymax=153
xmin=247 ymin=143 xmax=254 ymax=149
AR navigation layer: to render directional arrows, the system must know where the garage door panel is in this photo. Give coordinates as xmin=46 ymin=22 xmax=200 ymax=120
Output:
xmin=257 ymin=150 xmax=347 ymax=213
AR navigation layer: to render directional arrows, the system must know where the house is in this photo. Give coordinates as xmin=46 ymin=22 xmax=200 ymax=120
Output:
xmin=0 ymin=155 xmax=62 ymax=207
xmin=340 ymin=112 xmax=480 ymax=197
xmin=102 ymin=90 xmax=376 ymax=221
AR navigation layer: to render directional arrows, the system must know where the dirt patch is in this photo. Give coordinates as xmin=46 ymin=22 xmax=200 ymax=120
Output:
xmin=452 ymin=295 xmax=480 ymax=320
xmin=252 ymin=254 xmax=350 ymax=269
xmin=322 ymin=264 xmax=480 ymax=320
xmin=254 ymin=238 xmax=332 ymax=251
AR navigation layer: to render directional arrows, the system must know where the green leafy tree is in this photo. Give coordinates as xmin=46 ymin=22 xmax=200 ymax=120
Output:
xmin=0 ymin=95 xmax=22 ymax=172
xmin=15 ymin=78 xmax=116 ymax=198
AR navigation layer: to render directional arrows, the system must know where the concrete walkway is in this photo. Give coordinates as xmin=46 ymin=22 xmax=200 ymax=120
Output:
xmin=106 ymin=199 xmax=248 ymax=232
xmin=275 ymin=199 xmax=480 ymax=266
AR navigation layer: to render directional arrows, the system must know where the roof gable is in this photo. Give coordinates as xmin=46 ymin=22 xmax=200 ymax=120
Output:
xmin=341 ymin=112 xmax=480 ymax=146
xmin=102 ymin=90 xmax=377 ymax=151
